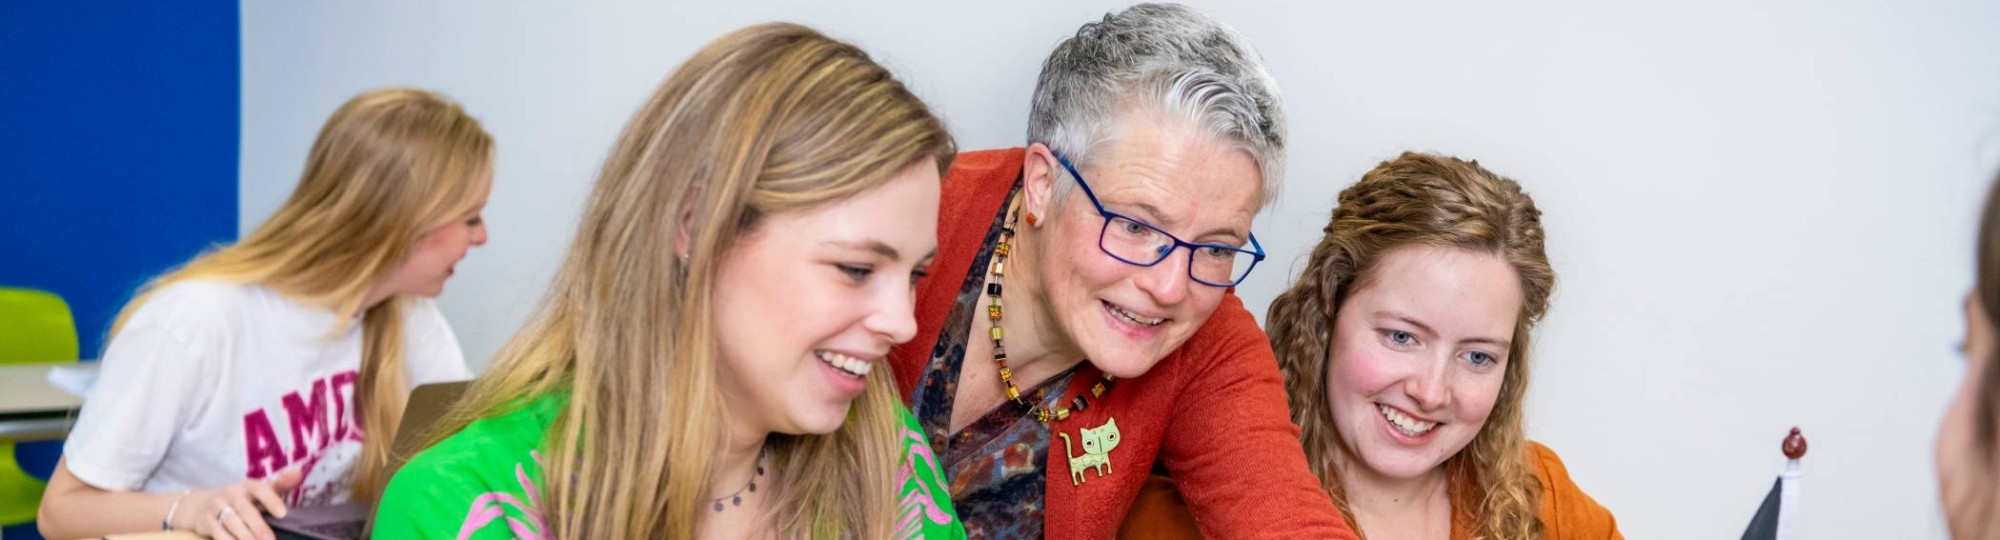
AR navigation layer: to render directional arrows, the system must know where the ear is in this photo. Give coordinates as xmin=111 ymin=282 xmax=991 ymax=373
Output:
xmin=1021 ymin=143 xmax=1061 ymax=228
xmin=674 ymin=192 xmax=698 ymax=262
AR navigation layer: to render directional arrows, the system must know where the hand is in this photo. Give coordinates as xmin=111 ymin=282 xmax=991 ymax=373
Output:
xmin=177 ymin=469 xmax=303 ymax=540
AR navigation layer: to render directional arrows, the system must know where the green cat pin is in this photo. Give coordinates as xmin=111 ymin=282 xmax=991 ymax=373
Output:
xmin=1058 ymin=417 xmax=1121 ymax=486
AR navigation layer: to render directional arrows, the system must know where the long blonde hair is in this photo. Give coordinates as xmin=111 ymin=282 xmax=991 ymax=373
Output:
xmin=1266 ymin=152 xmax=1554 ymax=540
xmin=112 ymin=87 xmax=493 ymax=502
xmin=424 ymin=23 xmax=953 ymax=538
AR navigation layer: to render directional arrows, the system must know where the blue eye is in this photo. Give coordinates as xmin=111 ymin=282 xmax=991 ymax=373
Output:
xmin=836 ymin=264 xmax=872 ymax=282
xmin=1468 ymin=351 xmax=1497 ymax=366
xmin=1383 ymin=330 xmax=1416 ymax=347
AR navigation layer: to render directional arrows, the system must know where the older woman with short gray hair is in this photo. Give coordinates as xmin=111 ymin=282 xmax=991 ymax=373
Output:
xmin=886 ymin=4 xmax=1355 ymax=538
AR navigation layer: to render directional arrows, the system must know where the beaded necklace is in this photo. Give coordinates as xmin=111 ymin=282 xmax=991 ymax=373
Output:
xmin=710 ymin=446 xmax=767 ymax=513
xmin=986 ymin=196 xmax=1117 ymax=424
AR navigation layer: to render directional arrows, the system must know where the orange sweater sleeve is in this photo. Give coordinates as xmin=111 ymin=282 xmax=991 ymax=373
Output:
xmin=1153 ymin=295 xmax=1358 ymax=539
xmin=1529 ymin=442 xmax=1623 ymax=540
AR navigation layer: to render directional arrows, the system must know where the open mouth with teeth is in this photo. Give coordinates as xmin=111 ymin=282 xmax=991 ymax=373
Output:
xmin=815 ymin=350 xmax=873 ymax=378
xmin=1377 ymin=404 xmax=1439 ymax=437
xmin=1103 ymin=300 xmax=1166 ymax=327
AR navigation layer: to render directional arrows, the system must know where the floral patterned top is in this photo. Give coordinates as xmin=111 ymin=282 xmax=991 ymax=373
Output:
xmin=909 ymin=182 xmax=1083 ymax=539
xmin=374 ymin=392 xmax=965 ymax=539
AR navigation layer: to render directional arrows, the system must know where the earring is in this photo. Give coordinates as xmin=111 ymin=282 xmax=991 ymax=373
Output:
xmin=1025 ymin=213 xmax=1039 ymax=227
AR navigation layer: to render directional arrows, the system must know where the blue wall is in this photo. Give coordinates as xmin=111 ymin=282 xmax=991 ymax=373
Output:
xmin=0 ymin=3 xmax=238 ymax=537
xmin=1 ymin=1 xmax=240 ymax=356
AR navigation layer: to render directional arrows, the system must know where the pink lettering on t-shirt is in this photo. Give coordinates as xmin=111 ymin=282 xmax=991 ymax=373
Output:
xmin=240 ymin=370 xmax=364 ymax=487
xmin=243 ymin=410 xmax=289 ymax=478
xmin=283 ymin=378 xmax=330 ymax=462
xmin=330 ymin=371 xmax=358 ymax=440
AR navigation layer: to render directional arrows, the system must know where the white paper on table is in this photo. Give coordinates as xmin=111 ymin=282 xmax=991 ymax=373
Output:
xmin=46 ymin=364 xmax=98 ymax=398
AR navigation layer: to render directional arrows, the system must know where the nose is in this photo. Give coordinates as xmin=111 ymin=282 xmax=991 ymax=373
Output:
xmin=471 ymin=221 xmax=489 ymax=247
xmin=1131 ymin=247 xmax=1191 ymax=307
xmin=1407 ymin=353 xmax=1453 ymax=412
xmin=865 ymin=281 xmax=920 ymax=345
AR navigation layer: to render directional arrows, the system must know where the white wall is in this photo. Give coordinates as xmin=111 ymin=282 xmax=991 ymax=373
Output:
xmin=242 ymin=1 xmax=2000 ymax=537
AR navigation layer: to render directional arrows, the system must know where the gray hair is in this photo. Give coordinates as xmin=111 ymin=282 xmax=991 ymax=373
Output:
xmin=1027 ymin=3 xmax=1286 ymax=209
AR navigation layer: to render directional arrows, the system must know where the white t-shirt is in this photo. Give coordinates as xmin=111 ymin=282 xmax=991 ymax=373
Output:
xmin=63 ymin=280 xmax=472 ymax=506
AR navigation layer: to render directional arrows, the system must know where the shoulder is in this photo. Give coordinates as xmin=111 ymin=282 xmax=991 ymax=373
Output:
xmin=938 ymin=148 xmax=1023 ymax=222
xmin=399 ymin=296 xmax=452 ymax=331
xmin=129 ymin=280 xmax=257 ymax=328
xmin=426 ymin=393 xmax=564 ymax=468
xmin=1166 ymin=293 xmax=1273 ymax=372
xmin=398 ymin=393 xmax=563 ymax=487
xmin=1193 ymin=294 xmax=1267 ymax=346
xmin=378 ymin=394 xmax=564 ymax=537
xmin=396 ymin=296 xmax=468 ymax=376
xmin=941 ymin=148 xmax=1024 ymax=188
xmin=1525 ymin=441 xmax=1623 ymax=539
xmin=111 ymin=280 xmax=276 ymax=355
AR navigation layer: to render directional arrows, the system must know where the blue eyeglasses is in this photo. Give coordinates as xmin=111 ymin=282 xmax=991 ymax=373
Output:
xmin=1050 ymin=150 xmax=1265 ymax=287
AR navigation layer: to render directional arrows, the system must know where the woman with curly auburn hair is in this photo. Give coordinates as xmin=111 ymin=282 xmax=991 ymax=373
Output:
xmin=1265 ymin=151 xmax=1619 ymax=540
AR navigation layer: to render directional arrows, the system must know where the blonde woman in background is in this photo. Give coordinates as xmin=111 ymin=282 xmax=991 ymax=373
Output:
xmin=1265 ymin=152 xmax=1619 ymax=540
xmin=374 ymin=23 xmax=964 ymax=539
xmin=38 ymin=88 xmax=492 ymax=540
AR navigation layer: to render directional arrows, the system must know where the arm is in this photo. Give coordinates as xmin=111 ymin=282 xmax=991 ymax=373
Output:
xmin=41 ymin=459 xmax=299 ymax=540
xmin=40 ymin=287 xmax=295 ymax=540
xmin=1158 ymin=298 xmax=1358 ymax=539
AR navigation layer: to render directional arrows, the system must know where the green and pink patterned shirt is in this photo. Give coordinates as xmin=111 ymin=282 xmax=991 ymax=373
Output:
xmin=374 ymin=392 xmax=966 ymax=539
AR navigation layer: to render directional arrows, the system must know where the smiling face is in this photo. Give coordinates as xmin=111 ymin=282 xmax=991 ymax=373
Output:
xmin=381 ymin=163 xmax=493 ymax=298
xmin=1325 ymin=245 xmax=1523 ymax=481
xmin=1023 ymin=114 xmax=1261 ymax=378
xmin=712 ymin=160 xmax=940 ymax=435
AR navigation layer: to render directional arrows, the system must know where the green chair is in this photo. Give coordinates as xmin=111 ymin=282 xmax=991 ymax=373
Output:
xmin=0 ymin=287 xmax=80 ymax=527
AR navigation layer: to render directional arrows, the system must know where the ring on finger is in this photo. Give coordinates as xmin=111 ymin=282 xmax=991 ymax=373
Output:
xmin=216 ymin=505 xmax=237 ymax=521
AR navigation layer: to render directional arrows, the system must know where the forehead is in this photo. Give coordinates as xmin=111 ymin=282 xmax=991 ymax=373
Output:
xmin=1085 ymin=116 xmax=1260 ymax=234
xmin=1347 ymin=245 xmax=1523 ymax=338
xmin=746 ymin=163 xmax=941 ymax=251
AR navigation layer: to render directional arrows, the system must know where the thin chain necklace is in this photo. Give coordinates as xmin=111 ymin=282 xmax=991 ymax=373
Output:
xmin=986 ymin=195 xmax=1116 ymax=424
xmin=710 ymin=446 xmax=767 ymax=513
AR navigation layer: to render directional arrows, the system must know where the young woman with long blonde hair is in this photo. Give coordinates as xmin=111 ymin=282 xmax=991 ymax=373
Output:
xmin=38 ymin=87 xmax=493 ymax=540
xmin=375 ymin=23 xmax=964 ymax=539
xmin=1266 ymin=152 xmax=1619 ymax=540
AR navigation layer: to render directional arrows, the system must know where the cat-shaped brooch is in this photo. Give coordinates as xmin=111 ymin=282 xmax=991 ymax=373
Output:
xmin=1058 ymin=417 xmax=1120 ymax=486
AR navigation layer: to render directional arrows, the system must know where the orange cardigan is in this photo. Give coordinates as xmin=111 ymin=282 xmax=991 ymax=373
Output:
xmin=1120 ymin=441 xmax=1621 ymax=539
xmin=891 ymin=148 xmax=1356 ymax=540
xmin=1488 ymin=442 xmax=1623 ymax=540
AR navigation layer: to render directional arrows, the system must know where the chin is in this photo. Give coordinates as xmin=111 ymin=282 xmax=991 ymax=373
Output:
xmin=1079 ymin=331 xmax=1175 ymax=378
xmin=788 ymin=405 xmax=854 ymax=435
xmin=410 ymin=283 xmax=446 ymax=298
xmin=1361 ymin=450 xmax=1446 ymax=480
xmin=1088 ymin=353 xmax=1160 ymax=379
